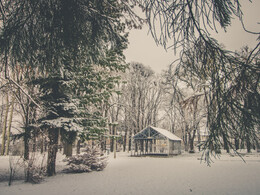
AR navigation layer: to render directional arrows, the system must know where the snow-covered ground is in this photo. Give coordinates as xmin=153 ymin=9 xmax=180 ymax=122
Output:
xmin=0 ymin=151 xmax=260 ymax=195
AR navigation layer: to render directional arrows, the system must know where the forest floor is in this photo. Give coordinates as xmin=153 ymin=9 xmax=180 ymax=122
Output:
xmin=0 ymin=150 xmax=260 ymax=195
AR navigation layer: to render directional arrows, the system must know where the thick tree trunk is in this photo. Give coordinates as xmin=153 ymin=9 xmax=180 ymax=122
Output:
xmin=63 ymin=141 xmax=73 ymax=157
xmin=40 ymin=132 xmax=47 ymax=153
xmin=24 ymin=129 xmax=30 ymax=160
xmin=189 ymin=138 xmax=194 ymax=153
xmin=234 ymin=138 xmax=239 ymax=150
xmin=66 ymin=143 xmax=73 ymax=157
xmin=222 ymin=133 xmax=230 ymax=153
xmin=110 ymin=138 xmax=114 ymax=152
xmin=189 ymin=130 xmax=196 ymax=153
xmin=62 ymin=131 xmax=76 ymax=157
xmin=47 ymin=128 xmax=59 ymax=176
xmin=63 ymin=142 xmax=67 ymax=155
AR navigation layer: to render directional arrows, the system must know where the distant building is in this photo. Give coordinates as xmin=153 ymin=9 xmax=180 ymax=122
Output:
xmin=132 ymin=126 xmax=182 ymax=156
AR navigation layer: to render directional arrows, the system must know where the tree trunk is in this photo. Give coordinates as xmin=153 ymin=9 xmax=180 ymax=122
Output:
xmin=63 ymin=141 xmax=67 ymax=155
xmin=197 ymin=128 xmax=201 ymax=151
xmin=63 ymin=141 xmax=73 ymax=157
xmin=110 ymin=125 xmax=114 ymax=152
xmin=113 ymin=125 xmax=117 ymax=158
xmin=128 ymin=136 xmax=132 ymax=153
xmin=234 ymin=138 xmax=239 ymax=150
xmin=100 ymin=136 xmax=105 ymax=152
xmin=40 ymin=135 xmax=44 ymax=154
xmin=123 ymin=118 xmax=128 ymax=152
xmin=189 ymin=130 xmax=196 ymax=153
xmin=184 ymin=130 xmax=188 ymax=152
xmin=5 ymin=91 xmax=15 ymax=155
xmin=222 ymin=133 xmax=230 ymax=153
xmin=31 ymin=109 xmax=37 ymax=153
xmin=246 ymin=134 xmax=251 ymax=153
xmin=66 ymin=143 xmax=73 ymax=157
xmin=24 ymin=127 xmax=30 ymax=160
xmin=110 ymin=137 xmax=114 ymax=152
xmin=1 ymin=94 xmax=9 ymax=155
xmin=76 ymin=140 xmax=81 ymax=154
xmin=47 ymin=128 xmax=59 ymax=176
xmin=24 ymin=100 xmax=31 ymax=160
xmin=32 ymin=136 xmax=37 ymax=152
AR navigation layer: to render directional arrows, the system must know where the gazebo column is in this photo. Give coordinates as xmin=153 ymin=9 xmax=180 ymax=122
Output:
xmin=144 ymin=140 xmax=146 ymax=155
xmin=153 ymin=139 xmax=156 ymax=153
xmin=138 ymin=140 xmax=142 ymax=156
xmin=141 ymin=140 xmax=144 ymax=155
xmin=135 ymin=141 xmax=137 ymax=156
xmin=145 ymin=140 xmax=148 ymax=153
xmin=137 ymin=141 xmax=139 ymax=156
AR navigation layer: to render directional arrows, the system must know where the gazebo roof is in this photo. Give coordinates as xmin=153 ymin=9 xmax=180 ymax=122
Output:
xmin=133 ymin=126 xmax=182 ymax=141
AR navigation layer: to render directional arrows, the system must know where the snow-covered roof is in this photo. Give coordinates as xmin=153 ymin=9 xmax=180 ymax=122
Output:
xmin=151 ymin=126 xmax=182 ymax=141
xmin=133 ymin=126 xmax=182 ymax=141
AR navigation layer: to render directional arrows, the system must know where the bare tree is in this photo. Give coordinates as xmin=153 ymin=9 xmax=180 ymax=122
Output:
xmin=109 ymin=62 xmax=164 ymax=151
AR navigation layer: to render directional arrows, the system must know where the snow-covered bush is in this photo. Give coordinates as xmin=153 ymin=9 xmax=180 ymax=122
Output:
xmin=24 ymin=153 xmax=46 ymax=184
xmin=63 ymin=146 xmax=107 ymax=173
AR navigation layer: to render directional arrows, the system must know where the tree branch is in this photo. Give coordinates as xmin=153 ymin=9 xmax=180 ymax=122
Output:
xmin=2 ymin=75 xmax=41 ymax=108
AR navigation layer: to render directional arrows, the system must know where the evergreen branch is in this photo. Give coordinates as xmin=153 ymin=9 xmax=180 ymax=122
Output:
xmin=239 ymin=16 xmax=260 ymax=35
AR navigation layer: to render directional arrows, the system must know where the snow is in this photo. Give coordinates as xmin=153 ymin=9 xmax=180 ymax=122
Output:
xmin=134 ymin=126 xmax=182 ymax=141
xmin=0 ymin=151 xmax=260 ymax=195
xmin=150 ymin=126 xmax=182 ymax=141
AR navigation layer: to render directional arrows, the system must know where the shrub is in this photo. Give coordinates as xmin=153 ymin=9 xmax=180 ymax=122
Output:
xmin=63 ymin=146 xmax=107 ymax=173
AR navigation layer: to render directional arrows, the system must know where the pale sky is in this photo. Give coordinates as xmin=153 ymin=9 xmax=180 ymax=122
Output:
xmin=124 ymin=1 xmax=260 ymax=73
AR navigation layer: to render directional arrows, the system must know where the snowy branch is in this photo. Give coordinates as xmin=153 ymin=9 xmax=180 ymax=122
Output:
xmin=1 ymin=75 xmax=41 ymax=108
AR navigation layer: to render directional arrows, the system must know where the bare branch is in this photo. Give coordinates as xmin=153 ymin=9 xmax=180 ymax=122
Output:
xmin=1 ymin=75 xmax=41 ymax=108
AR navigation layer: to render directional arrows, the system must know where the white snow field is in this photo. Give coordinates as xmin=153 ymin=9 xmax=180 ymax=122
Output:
xmin=0 ymin=151 xmax=260 ymax=195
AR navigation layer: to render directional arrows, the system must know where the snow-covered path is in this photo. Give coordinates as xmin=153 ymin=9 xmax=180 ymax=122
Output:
xmin=1 ymin=152 xmax=260 ymax=195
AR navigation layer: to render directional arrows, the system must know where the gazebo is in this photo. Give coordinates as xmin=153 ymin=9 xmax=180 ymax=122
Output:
xmin=132 ymin=126 xmax=182 ymax=156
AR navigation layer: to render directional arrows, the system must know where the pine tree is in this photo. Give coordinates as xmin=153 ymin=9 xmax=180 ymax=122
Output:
xmin=1 ymin=0 xmax=136 ymax=176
